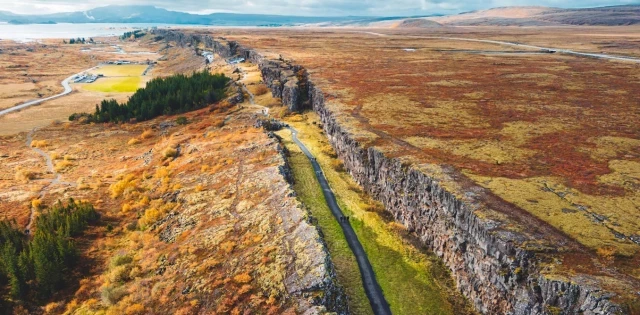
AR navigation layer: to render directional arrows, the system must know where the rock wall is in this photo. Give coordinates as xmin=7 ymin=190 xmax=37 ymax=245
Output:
xmin=156 ymin=30 xmax=626 ymax=314
xmin=150 ymin=29 xmax=349 ymax=314
xmin=306 ymin=60 xmax=624 ymax=315
xmin=306 ymin=64 xmax=625 ymax=315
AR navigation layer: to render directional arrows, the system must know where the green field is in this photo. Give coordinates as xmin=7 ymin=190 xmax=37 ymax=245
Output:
xmin=82 ymin=77 xmax=142 ymax=93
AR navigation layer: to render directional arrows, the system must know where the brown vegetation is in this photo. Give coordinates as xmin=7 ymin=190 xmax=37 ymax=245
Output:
xmin=0 ymin=96 xmax=331 ymax=313
xmin=205 ymin=27 xmax=640 ymax=301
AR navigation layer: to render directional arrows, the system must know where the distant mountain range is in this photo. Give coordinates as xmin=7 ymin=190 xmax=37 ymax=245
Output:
xmin=0 ymin=4 xmax=638 ymax=27
xmin=0 ymin=5 xmax=437 ymax=26
xmin=424 ymin=5 xmax=640 ymax=26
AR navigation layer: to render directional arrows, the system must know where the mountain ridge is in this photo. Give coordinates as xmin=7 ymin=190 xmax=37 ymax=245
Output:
xmin=0 ymin=5 xmax=392 ymax=26
xmin=1 ymin=4 xmax=639 ymax=26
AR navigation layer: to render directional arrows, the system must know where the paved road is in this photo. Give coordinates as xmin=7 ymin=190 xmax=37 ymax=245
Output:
xmin=238 ymin=71 xmax=392 ymax=314
xmin=0 ymin=66 xmax=98 ymax=117
xmin=288 ymin=127 xmax=392 ymax=315
xmin=360 ymin=31 xmax=640 ymax=63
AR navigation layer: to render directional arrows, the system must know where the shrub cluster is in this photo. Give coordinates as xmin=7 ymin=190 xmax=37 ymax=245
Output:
xmin=120 ymin=30 xmax=146 ymax=40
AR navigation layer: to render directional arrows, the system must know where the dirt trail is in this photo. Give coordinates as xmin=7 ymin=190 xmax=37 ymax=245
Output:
xmin=24 ymin=128 xmax=75 ymax=232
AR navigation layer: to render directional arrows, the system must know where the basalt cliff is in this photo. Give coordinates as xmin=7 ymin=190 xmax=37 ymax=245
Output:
xmin=153 ymin=29 xmax=632 ymax=315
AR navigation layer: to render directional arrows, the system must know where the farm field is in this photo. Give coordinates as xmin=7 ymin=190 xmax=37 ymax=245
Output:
xmin=81 ymin=64 xmax=150 ymax=92
xmin=88 ymin=64 xmax=148 ymax=77
xmin=81 ymin=76 xmax=144 ymax=93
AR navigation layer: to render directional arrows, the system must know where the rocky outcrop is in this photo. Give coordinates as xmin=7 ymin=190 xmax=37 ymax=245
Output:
xmin=257 ymin=59 xmax=310 ymax=111
xmin=306 ymin=65 xmax=625 ymax=315
xmin=154 ymin=30 xmax=628 ymax=314
xmin=247 ymin=48 xmax=626 ymax=315
xmin=149 ymin=29 xmax=348 ymax=314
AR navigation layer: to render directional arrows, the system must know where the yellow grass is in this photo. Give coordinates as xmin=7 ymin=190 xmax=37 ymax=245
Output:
xmin=464 ymin=172 xmax=640 ymax=256
xmin=83 ymin=77 xmax=142 ymax=93
xmin=54 ymin=160 xmax=73 ymax=172
xmin=15 ymin=169 xmax=37 ymax=182
xmin=30 ymin=140 xmax=48 ymax=148
xmin=91 ymin=65 xmax=148 ymax=77
xmin=140 ymin=130 xmax=154 ymax=139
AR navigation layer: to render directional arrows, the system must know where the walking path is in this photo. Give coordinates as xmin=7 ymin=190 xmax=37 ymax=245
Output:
xmin=239 ymin=70 xmax=391 ymax=314
xmin=288 ymin=127 xmax=392 ymax=315
xmin=24 ymin=128 xmax=75 ymax=232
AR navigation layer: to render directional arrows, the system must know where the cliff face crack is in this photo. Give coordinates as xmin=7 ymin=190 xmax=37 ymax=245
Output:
xmin=237 ymin=57 xmax=389 ymax=314
xmin=288 ymin=127 xmax=392 ymax=315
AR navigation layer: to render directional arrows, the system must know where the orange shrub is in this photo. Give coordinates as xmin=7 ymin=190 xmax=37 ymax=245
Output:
xmin=140 ymin=129 xmax=154 ymax=139
xmin=254 ymin=85 xmax=269 ymax=96
xmin=125 ymin=304 xmax=145 ymax=315
xmin=233 ymin=273 xmax=252 ymax=284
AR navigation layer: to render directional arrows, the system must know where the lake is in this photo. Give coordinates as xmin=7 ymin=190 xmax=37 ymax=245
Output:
xmin=0 ymin=23 xmax=199 ymax=41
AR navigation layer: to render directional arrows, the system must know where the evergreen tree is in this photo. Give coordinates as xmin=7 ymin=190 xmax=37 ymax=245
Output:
xmin=82 ymin=71 xmax=229 ymax=123
xmin=0 ymin=201 xmax=98 ymax=300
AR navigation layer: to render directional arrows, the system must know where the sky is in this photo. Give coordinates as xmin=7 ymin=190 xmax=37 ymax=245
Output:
xmin=0 ymin=0 xmax=638 ymax=16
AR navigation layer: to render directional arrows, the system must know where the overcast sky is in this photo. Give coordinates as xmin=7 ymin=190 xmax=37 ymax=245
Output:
xmin=1 ymin=0 xmax=638 ymax=16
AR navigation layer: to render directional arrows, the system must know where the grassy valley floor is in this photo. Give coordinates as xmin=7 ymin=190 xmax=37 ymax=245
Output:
xmin=276 ymin=113 xmax=475 ymax=315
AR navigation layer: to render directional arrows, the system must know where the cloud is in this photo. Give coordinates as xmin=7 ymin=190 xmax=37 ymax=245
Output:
xmin=0 ymin=0 xmax=638 ymax=16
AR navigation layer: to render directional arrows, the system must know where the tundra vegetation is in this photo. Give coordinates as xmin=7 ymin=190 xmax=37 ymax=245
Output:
xmin=0 ymin=95 xmax=332 ymax=314
xmin=216 ymin=27 xmax=640 ymax=309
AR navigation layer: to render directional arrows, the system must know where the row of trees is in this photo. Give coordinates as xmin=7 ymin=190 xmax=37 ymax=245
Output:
xmin=0 ymin=200 xmax=99 ymax=301
xmin=79 ymin=71 xmax=229 ymax=123
xmin=121 ymin=30 xmax=146 ymax=40
xmin=63 ymin=38 xmax=94 ymax=44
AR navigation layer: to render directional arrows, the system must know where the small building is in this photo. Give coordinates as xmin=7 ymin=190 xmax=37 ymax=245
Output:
xmin=228 ymin=57 xmax=245 ymax=65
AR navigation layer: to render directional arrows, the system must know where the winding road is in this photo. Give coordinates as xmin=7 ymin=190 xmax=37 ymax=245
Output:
xmin=239 ymin=72 xmax=391 ymax=314
xmin=0 ymin=66 xmax=98 ymax=117
xmin=359 ymin=31 xmax=640 ymax=63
